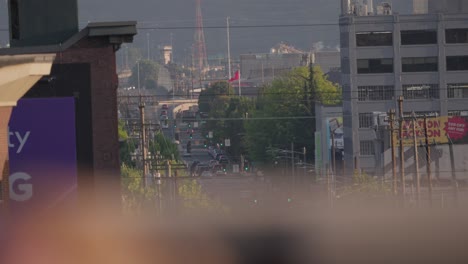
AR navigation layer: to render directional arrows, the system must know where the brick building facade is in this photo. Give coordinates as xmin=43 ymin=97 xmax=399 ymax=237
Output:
xmin=0 ymin=22 xmax=137 ymax=211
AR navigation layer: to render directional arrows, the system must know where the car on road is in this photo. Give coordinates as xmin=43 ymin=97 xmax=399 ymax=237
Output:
xmin=194 ymin=164 xmax=210 ymax=176
xmin=183 ymin=152 xmax=192 ymax=158
xmin=160 ymin=110 xmax=167 ymax=116
xmin=201 ymin=171 xmax=213 ymax=177
xmin=215 ymin=170 xmax=227 ymax=176
xmin=161 ymin=104 xmax=168 ymax=110
xmin=160 ymin=115 xmax=168 ymax=120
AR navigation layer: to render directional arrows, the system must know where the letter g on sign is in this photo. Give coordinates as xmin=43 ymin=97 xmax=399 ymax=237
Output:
xmin=9 ymin=172 xmax=33 ymax=202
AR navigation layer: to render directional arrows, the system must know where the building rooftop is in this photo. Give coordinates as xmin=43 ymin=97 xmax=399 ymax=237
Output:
xmin=0 ymin=21 xmax=137 ymax=55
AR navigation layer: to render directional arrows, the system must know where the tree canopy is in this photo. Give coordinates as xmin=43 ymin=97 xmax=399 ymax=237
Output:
xmin=128 ymin=59 xmax=160 ymax=89
xmin=244 ymin=66 xmax=341 ymax=163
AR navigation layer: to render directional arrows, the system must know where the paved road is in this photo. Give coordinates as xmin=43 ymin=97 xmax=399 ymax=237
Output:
xmin=155 ymin=104 xmax=273 ymax=210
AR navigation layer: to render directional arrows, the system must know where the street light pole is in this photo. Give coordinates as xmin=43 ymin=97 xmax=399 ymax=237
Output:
xmin=147 ymin=33 xmax=150 ymax=60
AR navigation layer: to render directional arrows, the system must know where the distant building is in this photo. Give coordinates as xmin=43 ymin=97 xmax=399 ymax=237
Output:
xmin=340 ymin=5 xmax=468 ymax=176
xmin=428 ymin=0 xmax=468 ymax=14
xmin=240 ymin=48 xmax=340 ymax=87
xmin=160 ymin=45 xmax=173 ymax=65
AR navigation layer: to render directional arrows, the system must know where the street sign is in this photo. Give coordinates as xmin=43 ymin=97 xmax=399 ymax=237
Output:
xmin=193 ymin=122 xmax=199 ymax=128
xmin=225 ymin=139 xmax=231 ymax=147
xmin=233 ymin=164 xmax=240 ymax=173
xmin=208 ymin=131 xmax=213 ymax=138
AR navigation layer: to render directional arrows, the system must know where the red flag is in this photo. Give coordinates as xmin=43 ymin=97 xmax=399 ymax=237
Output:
xmin=228 ymin=71 xmax=240 ymax=82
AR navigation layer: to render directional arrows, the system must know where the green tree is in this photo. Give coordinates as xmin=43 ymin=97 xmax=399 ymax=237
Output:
xmin=149 ymin=132 xmax=180 ymax=161
xmin=178 ymin=179 xmax=229 ymax=214
xmin=119 ymin=120 xmax=136 ymax=167
xmin=128 ymin=59 xmax=160 ymax=89
xmin=244 ymin=66 xmax=341 ymax=163
xmin=198 ymin=81 xmax=233 ymax=113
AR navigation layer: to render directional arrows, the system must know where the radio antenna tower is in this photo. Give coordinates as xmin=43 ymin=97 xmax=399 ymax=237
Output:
xmin=194 ymin=0 xmax=209 ymax=81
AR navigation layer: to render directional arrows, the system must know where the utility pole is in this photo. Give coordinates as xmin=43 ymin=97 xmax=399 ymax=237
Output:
xmin=291 ymin=142 xmax=295 ymax=194
xmin=226 ymin=17 xmax=232 ymax=80
xmin=303 ymin=147 xmax=307 ymax=184
xmin=331 ymin=129 xmax=336 ymax=179
xmin=448 ymin=137 xmax=459 ymax=207
xmin=412 ymin=114 xmax=421 ymax=206
xmin=139 ymin=100 xmax=148 ymax=188
xmin=398 ymin=96 xmax=406 ymax=203
xmin=389 ymin=109 xmax=398 ymax=196
xmin=423 ymin=115 xmax=433 ymax=207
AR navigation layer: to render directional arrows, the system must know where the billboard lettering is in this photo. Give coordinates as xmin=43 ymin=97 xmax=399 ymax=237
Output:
xmin=8 ymin=98 xmax=77 ymax=210
xmin=394 ymin=116 xmax=468 ymax=146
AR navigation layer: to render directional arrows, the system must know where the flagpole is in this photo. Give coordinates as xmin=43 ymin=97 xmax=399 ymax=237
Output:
xmin=227 ymin=17 xmax=232 ymax=80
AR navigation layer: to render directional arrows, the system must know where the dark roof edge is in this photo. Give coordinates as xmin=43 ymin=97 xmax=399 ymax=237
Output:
xmin=0 ymin=21 xmax=137 ymax=56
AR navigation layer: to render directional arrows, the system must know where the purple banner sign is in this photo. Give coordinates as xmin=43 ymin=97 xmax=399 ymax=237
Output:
xmin=8 ymin=98 xmax=77 ymax=210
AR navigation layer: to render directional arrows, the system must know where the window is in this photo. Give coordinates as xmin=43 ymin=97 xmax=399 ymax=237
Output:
xmin=448 ymin=83 xmax=468 ymax=98
xmin=357 ymin=58 xmax=393 ymax=74
xmin=360 ymin=141 xmax=375 ymax=156
xmin=446 ymin=28 xmax=468 ymax=44
xmin=448 ymin=110 xmax=468 ymax=116
xmin=359 ymin=113 xmax=374 ymax=128
xmin=401 ymin=30 xmax=437 ymax=45
xmin=358 ymin=85 xmax=394 ymax=101
xmin=447 ymin=56 xmax=468 ymax=71
xmin=10 ymin=0 xmax=20 ymax=40
xmin=402 ymin=84 xmax=439 ymax=99
xmin=403 ymin=111 xmax=439 ymax=118
xmin=356 ymin=32 xmax=393 ymax=47
xmin=402 ymin=57 xmax=438 ymax=72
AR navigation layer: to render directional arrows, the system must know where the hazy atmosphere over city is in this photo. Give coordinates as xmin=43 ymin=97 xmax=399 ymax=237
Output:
xmin=4 ymin=0 xmax=468 ymax=263
xmin=1 ymin=0 xmax=412 ymax=59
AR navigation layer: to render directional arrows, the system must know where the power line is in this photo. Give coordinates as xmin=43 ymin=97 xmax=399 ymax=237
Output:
xmin=137 ymin=23 xmax=338 ymax=31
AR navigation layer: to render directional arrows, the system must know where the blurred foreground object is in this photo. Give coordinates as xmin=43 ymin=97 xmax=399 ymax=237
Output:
xmin=2 ymin=208 xmax=468 ymax=264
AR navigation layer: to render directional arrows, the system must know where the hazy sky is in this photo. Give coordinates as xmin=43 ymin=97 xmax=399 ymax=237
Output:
xmin=0 ymin=0 xmax=412 ymax=62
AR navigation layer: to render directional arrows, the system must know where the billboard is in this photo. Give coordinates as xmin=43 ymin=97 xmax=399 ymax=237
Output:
xmin=393 ymin=116 xmax=468 ymax=146
xmin=8 ymin=98 xmax=77 ymax=210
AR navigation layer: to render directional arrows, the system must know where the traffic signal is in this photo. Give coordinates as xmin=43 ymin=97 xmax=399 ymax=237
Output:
xmin=189 ymin=133 xmax=193 ymax=139
xmin=287 ymin=198 xmax=293 ymax=203
xmin=188 ymin=123 xmax=191 ymax=128
xmin=203 ymin=140 xmax=207 ymax=148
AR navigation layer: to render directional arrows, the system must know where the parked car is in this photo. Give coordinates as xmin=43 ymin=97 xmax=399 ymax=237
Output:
xmin=215 ymin=170 xmax=227 ymax=176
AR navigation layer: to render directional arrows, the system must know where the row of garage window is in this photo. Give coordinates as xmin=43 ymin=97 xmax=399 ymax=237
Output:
xmin=354 ymin=28 xmax=468 ymax=47
xmin=355 ymin=56 xmax=468 ymax=74
xmin=356 ymin=83 xmax=468 ymax=101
